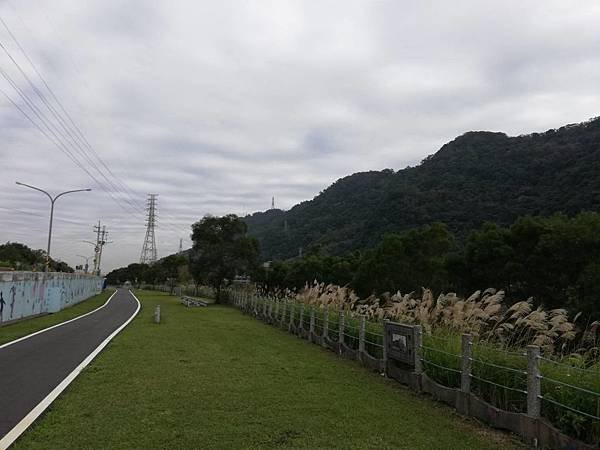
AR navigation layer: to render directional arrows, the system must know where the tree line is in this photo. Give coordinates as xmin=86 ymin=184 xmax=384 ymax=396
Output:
xmin=106 ymin=214 xmax=259 ymax=301
xmin=107 ymin=211 xmax=599 ymax=320
xmin=0 ymin=242 xmax=74 ymax=272
xmin=256 ymin=212 xmax=600 ymax=320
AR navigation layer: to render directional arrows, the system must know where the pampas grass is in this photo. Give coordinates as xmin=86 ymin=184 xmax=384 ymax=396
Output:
xmin=295 ymin=282 xmax=577 ymax=356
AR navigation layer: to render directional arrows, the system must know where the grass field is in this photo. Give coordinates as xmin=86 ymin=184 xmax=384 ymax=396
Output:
xmin=0 ymin=290 xmax=113 ymax=346
xmin=13 ymin=290 xmax=523 ymax=449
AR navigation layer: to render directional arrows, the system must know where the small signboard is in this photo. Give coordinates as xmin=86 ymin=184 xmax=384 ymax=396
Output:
xmin=385 ymin=322 xmax=416 ymax=366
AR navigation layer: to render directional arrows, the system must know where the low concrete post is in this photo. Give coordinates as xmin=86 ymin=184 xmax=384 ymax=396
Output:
xmin=461 ymin=333 xmax=473 ymax=393
xmin=288 ymin=303 xmax=294 ymax=332
xmin=323 ymin=306 xmax=329 ymax=342
xmin=309 ymin=309 xmax=315 ymax=342
xmin=338 ymin=310 xmax=345 ymax=345
xmin=154 ymin=305 xmax=161 ymax=324
xmin=299 ymin=304 xmax=305 ymax=331
xmin=382 ymin=320 xmax=389 ymax=374
xmin=414 ymin=325 xmax=423 ymax=375
xmin=527 ymin=345 xmax=541 ymax=418
xmin=281 ymin=301 xmax=287 ymax=326
xmin=358 ymin=316 xmax=366 ymax=354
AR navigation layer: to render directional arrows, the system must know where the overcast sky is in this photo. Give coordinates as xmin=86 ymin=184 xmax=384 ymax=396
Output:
xmin=1 ymin=0 xmax=599 ymax=272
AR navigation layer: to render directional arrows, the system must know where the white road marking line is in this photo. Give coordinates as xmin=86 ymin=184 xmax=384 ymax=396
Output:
xmin=0 ymin=290 xmax=141 ymax=450
xmin=0 ymin=289 xmax=117 ymax=350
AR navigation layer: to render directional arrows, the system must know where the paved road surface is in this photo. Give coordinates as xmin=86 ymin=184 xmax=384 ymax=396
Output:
xmin=0 ymin=288 xmax=138 ymax=442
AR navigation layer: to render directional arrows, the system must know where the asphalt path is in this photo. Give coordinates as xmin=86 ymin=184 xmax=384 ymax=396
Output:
xmin=0 ymin=288 xmax=139 ymax=443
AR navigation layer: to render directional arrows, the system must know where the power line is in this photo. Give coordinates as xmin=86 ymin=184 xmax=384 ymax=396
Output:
xmin=0 ymin=13 xmax=190 ymax=238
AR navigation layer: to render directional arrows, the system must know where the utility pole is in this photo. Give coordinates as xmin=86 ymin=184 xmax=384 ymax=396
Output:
xmin=97 ymin=225 xmax=109 ymax=276
xmin=85 ymin=221 xmax=111 ymax=276
xmin=140 ymin=194 xmax=158 ymax=264
xmin=15 ymin=181 xmax=91 ymax=271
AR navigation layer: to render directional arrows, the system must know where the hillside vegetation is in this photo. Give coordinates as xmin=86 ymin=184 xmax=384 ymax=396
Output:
xmin=245 ymin=117 xmax=600 ymax=261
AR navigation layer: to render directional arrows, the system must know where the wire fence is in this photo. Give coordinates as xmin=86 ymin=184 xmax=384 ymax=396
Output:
xmin=227 ymin=290 xmax=600 ymax=445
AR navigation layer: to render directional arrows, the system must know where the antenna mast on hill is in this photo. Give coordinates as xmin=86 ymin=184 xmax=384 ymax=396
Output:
xmin=271 ymin=196 xmax=275 ymax=209
xmin=140 ymin=194 xmax=158 ymax=264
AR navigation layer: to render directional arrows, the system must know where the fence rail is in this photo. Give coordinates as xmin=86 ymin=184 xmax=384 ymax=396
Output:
xmin=224 ymin=288 xmax=600 ymax=450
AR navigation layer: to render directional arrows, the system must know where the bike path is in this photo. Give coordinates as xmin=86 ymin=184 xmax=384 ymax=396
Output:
xmin=0 ymin=288 xmax=139 ymax=446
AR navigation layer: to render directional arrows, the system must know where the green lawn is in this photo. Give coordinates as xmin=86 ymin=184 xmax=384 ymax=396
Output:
xmin=13 ymin=290 xmax=522 ymax=449
xmin=0 ymin=290 xmax=113 ymax=346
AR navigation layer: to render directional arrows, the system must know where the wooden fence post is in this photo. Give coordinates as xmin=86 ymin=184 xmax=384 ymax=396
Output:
xmin=414 ymin=325 xmax=422 ymax=375
xmin=461 ymin=333 xmax=473 ymax=393
xmin=309 ymin=309 xmax=315 ymax=342
xmin=359 ymin=315 xmax=366 ymax=354
xmin=527 ymin=345 xmax=541 ymax=418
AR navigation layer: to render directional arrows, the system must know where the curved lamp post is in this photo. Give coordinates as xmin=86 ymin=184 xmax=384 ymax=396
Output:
xmin=16 ymin=181 xmax=91 ymax=272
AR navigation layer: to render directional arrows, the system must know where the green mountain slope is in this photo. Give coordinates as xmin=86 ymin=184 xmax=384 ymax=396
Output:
xmin=245 ymin=117 xmax=600 ymax=261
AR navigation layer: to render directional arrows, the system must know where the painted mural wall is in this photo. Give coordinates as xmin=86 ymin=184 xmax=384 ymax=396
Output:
xmin=0 ymin=272 xmax=103 ymax=325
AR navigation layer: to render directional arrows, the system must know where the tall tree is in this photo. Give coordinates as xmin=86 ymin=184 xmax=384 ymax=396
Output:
xmin=190 ymin=214 xmax=259 ymax=302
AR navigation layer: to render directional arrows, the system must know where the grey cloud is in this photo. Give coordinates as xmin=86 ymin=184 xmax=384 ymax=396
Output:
xmin=1 ymin=0 xmax=599 ymax=271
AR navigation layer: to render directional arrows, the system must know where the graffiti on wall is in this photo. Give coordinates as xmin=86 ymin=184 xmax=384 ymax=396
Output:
xmin=0 ymin=272 xmax=102 ymax=324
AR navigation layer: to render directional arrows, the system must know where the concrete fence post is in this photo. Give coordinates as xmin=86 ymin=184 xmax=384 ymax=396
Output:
xmin=461 ymin=333 xmax=473 ymax=393
xmin=288 ymin=302 xmax=295 ymax=332
xmin=275 ymin=300 xmax=280 ymax=321
xmin=414 ymin=325 xmax=422 ymax=375
xmin=309 ymin=308 xmax=315 ymax=342
xmin=299 ymin=304 xmax=305 ymax=331
xmin=382 ymin=320 xmax=389 ymax=375
xmin=323 ymin=306 xmax=329 ymax=342
xmin=268 ymin=299 xmax=273 ymax=320
xmin=154 ymin=305 xmax=161 ymax=324
xmin=262 ymin=297 xmax=267 ymax=318
xmin=338 ymin=310 xmax=345 ymax=345
xmin=281 ymin=301 xmax=287 ymax=326
xmin=358 ymin=315 xmax=366 ymax=354
xmin=527 ymin=345 xmax=541 ymax=418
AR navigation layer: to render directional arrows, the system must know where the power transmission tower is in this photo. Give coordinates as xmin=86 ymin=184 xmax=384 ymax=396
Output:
xmin=140 ymin=194 xmax=158 ymax=264
xmin=178 ymin=238 xmax=183 ymax=254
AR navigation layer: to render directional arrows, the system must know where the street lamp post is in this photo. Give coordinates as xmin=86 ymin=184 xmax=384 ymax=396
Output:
xmin=16 ymin=182 xmax=91 ymax=272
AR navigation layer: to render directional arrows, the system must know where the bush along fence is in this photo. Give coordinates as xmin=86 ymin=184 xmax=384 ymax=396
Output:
xmin=224 ymin=288 xmax=599 ymax=450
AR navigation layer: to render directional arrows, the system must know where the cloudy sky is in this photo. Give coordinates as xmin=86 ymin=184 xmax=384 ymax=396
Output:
xmin=1 ymin=0 xmax=599 ymax=272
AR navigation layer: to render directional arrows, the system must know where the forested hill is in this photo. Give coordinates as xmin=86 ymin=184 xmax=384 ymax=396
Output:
xmin=245 ymin=117 xmax=600 ymax=261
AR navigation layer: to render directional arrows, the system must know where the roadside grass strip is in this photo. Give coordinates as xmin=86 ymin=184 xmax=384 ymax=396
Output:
xmin=13 ymin=290 xmax=523 ymax=449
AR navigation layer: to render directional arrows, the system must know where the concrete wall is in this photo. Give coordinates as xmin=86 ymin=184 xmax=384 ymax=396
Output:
xmin=0 ymin=272 xmax=103 ymax=325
